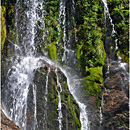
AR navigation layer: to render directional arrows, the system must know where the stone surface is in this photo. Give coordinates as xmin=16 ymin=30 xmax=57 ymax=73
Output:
xmin=1 ymin=110 xmax=20 ymax=130
xmin=101 ymin=63 xmax=129 ymax=130
xmin=26 ymin=63 xmax=81 ymax=130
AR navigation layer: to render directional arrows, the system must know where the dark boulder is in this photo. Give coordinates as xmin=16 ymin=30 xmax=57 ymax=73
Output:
xmin=26 ymin=62 xmax=81 ymax=130
xmin=101 ymin=62 xmax=129 ymax=130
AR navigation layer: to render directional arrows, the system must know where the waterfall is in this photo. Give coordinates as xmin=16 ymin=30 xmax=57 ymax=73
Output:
xmin=56 ymin=69 xmax=63 ymax=130
xmin=43 ymin=68 xmax=50 ymax=128
xmin=2 ymin=0 xmax=45 ymax=129
xmin=99 ymin=89 xmax=105 ymax=125
xmin=59 ymin=0 xmax=67 ymax=62
xmin=59 ymin=68 xmax=90 ymax=130
xmin=102 ymin=0 xmax=128 ymax=71
xmin=32 ymin=84 xmax=37 ymax=128
xmin=2 ymin=0 xmax=90 ymax=130
xmin=2 ymin=57 xmax=41 ymax=129
xmin=102 ymin=0 xmax=118 ymax=60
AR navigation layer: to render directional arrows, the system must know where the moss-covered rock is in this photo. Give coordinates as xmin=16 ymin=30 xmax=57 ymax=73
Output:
xmin=32 ymin=62 xmax=81 ymax=130
xmin=83 ymin=67 xmax=103 ymax=96
xmin=48 ymin=42 xmax=58 ymax=61
xmin=75 ymin=0 xmax=106 ymax=72
xmin=107 ymin=0 xmax=129 ymax=63
xmin=1 ymin=6 xmax=7 ymax=51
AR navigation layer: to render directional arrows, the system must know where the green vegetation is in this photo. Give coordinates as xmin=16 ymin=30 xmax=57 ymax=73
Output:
xmin=48 ymin=42 xmax=58 ymax=61
xmin=83 ymin=67 xmax=103 ymax=106
xmin=41 ymin=0 xmax=64 ymax=62
xmin=1 ymin=6 xmax=6 ymax=51
xmin=1 ymin=1 xmax=16 ymax=57
xmin=75 ymin=0 xmax=106 ymax=73
xmin=67 ymin=95 xmax=81 ymax=129
xmin=107 ymin=0 xmax=129 ymax=63
xmin=83 ymin=67 xmax=103 ymax=96
xmin=1 ymin=0 xmax=129 ymax=128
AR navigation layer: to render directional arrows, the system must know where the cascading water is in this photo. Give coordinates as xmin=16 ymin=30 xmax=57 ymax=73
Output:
xmin=59 ymin=68 xmax=90 ymax=130
xmin=59 ymin=0 xmax=67 ymax=62
xmin=43 ymin=68 xmax=50 ymax=129
xmin=2 ymin=0 xmax=90 ymax=130
xmin=2 ymin=0 xmax=45 ymax=129
xmin=100 ymin=0 xmax=129 ymax=128
xmin=2 ymin=57 xmax=41 ymax=129
xmin=102 ymin=0 xmax=118 ymax=61
xmin=32 ymin=84 xmax=37 ymax=127
xmin=55 ymin=69 xmax=63 ymax=130
xmin=102 ymin=0 xmax=128 ymax=76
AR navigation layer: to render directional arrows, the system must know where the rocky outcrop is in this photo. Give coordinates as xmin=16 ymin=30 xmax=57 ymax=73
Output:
xmin=26 ymin=63 xmax=81 ymax=130
xmin=1 ymin=110 xmax=20 ymax=130
xmin=101 ymin=62 xmax=129 ymax=130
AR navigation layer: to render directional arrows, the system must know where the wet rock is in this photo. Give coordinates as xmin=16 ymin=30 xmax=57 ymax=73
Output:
xmin=26 ymin=64 xmax=81 ymax=130
xmin=1 ymin=110 xmax=20 ymax=130
xmin=101 ymin=63 xmax=129 ymax=130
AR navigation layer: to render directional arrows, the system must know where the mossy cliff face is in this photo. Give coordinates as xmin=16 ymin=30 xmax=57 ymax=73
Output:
xmin=75 ymin=0 xmax=106 ymax=71
xmin=101 ymin=62 xmax=129 ymax=130
xmin=1 ymin=0 xmax=16 ymax=57
xmin=30 ymin=63 xmax=81 ymax=130
xmin=73 ymin=1 xmax=106 ymax=128
xmin=1 ymin=6 xmax=7 ymax=51
xmin=107 ymin=0 xmax=129 ymax=63
xmin=74 ymin=0 xmax=106 ymax=114
xmin=1 ymin=0 xmax=129 ymax=129
xmin=73 ymin=0 xmax=129 ymax=129
xmin=40 ymin=0 xmax=63 ymax=62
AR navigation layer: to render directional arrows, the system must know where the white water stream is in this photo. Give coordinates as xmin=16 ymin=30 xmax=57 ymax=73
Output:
xmin=43 ymin=68 xmax=50 ymax=129
xmin=59 ymin=0 xmax=67 ymax=62
xmin=2 ymin=0 xmax=90 ymax=130
xmin=100 ymin=0 xmax=128 ymax=127
xmin=55 ymin=69 xmax=63 ymax=130
xmin=32 ymin=84 xmax=37 ymax=128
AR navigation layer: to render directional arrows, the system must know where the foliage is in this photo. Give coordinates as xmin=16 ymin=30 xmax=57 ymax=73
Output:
xmin=40 ymin=0 xmax=64 ymax=62
xmin=48 ymin=42 xmax=58 ymax=61
xmin=67 ymin=95 xmax=81 ymax=129
xmin=75 ymin=0 xmax=106 ymax=72
xmin=1 ymin=6 xmax=7 ymax=51
xmin=83 ymin=67 xmax=103 ymax=96
xmin=107 ymin=0 xmax=129 ymax=63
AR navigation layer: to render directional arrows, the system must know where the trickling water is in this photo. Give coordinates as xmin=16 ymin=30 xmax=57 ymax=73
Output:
xmin=2 ymin=1 xmax=45 ymax=128
xmin=99 ymin=107 xmax=103 ymax=124
xmin=102 ymin=0 xmax=118 ymax=60
xmin=59 ymin=0 xmax=67 ymax=62
xmin=102 ymin=0 xmax=116 ymax=35
xmin=32 ymin=84 xmax=37 ymax=128
xmin=43 ymin=68 xmax=50 ymax=129
xmin=2 ymin=0 xmax=90 ymax=130
xmin=59 ymin=68 xmax=90 ymax=130
xmin=55 ymin=69 xmax=63 ymax=130
xmin=99 ymin=90 xmax=105 ymax=125
xmin=2 ymin=57 xmax=41 ymax=129
xmin=102 ymin=0 xmax=128 ymax=74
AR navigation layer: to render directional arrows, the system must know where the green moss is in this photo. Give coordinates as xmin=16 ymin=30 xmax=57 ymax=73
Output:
xmin=75 ymin=1 xmax=106 ymax=71
xmin=107 ymin=0 xmax=129 ymax=63
xmin=118 ymin=50 xmax=129 ymax=63
xmin=76 ymin=44 xmax=83 ymax=60
xmin=83 ymin=67 xmax=103 ymax=96
xmin=1 ymin=6 xmax=6 ymax=51
xmin=67 ymin=95 xmax=81 ymax=128
xmin=48 ymin=42 xmax=58 ymax=61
